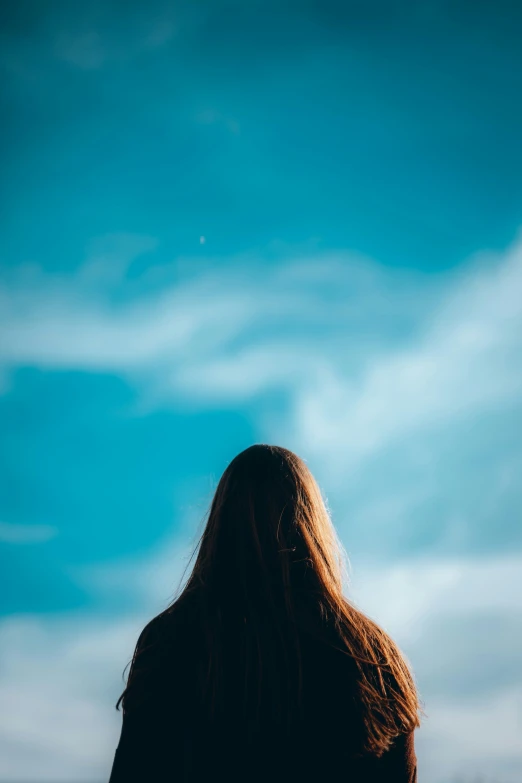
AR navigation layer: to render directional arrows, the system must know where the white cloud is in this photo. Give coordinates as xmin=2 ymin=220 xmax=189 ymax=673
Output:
xmin=2 ymin=235 xmax=521 ymax=440
xmin=0 ymin=249 xmax=260 ymax=373
xmin=0 ymin=613 xmax=137 ymax=782
xmin=287 ymin=241 xmax=522 ymax=478
xmin=416 ymin=686 xmax=522 ymax=783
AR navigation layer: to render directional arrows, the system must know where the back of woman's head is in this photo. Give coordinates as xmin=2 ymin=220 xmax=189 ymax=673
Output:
xmin=187 ymin=443 xmax=343 ymax=618
xmin=120 ymin=444 xmax=421 ymax=756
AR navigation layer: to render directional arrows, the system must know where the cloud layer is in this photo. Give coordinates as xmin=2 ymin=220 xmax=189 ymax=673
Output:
xmin=1 ymin=234 xmax=522 ymax=781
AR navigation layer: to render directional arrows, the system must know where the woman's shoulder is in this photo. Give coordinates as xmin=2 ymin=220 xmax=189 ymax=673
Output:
xmin=123 ymin=601 xmax=199 ymax=710
xmin=135 ymin=599 xmax=198 ymax=660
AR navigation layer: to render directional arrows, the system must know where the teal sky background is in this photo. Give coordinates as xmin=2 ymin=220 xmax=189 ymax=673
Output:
xmin=1 ymin=2 xmax=522 ymax=782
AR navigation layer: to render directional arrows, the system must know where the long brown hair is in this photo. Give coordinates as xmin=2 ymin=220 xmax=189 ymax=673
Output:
xmin=118 ymin=444 xmax=421 ymax=756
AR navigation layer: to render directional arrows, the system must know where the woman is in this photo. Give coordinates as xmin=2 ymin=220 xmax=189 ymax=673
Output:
xmin=109 ymin=444 xmax=421 ymax=782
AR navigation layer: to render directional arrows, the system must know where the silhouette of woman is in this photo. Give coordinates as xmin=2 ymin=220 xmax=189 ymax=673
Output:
xmin=109 ymin=444 xmax=420 ymax=782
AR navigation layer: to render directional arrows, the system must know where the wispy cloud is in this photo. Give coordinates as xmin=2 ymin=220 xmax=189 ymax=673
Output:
xmin=2 ymin=234 xmax=521 ymax=466
xmin=0 ymin=237 xmax=260 ymax=373
xmin=290 ymin=241 xmax=522 ymax=476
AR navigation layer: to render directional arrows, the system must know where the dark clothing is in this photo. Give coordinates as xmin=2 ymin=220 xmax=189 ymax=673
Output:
xmin=109 ymin=611 xmax=417 ymax=783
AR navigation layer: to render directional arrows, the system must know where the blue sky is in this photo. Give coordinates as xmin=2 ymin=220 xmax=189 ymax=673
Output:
xmin=1 ymin=2 xmax=522 ymax=781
